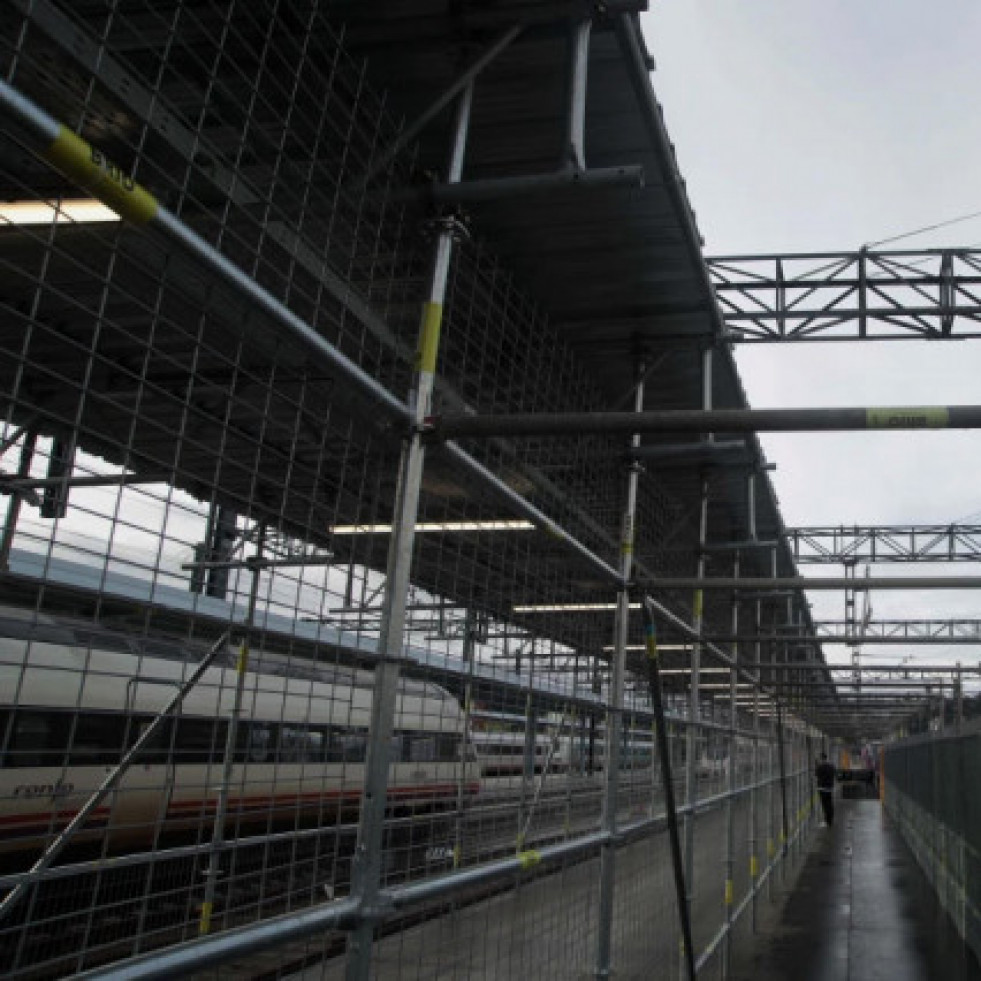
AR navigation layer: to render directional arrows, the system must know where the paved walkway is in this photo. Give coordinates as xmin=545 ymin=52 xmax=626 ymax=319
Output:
xmin=731 ymin=797 xmax=980 ymax=981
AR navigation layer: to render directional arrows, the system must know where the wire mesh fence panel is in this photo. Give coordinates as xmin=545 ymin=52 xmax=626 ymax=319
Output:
xmin=884 ymin=728 xmax=981 ymax=962
xmin=0 ymin=2 xmax=820 ymax=978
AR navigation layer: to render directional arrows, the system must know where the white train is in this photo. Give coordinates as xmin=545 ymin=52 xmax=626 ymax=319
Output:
xmin=0 ymin=606 xmax=477 ymax=853
xmin=470 ymin=728 xmax=657 ymax=787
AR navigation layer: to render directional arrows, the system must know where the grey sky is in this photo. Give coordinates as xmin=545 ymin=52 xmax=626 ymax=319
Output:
xmin=643 ymin=3 xmax=981 ymax=685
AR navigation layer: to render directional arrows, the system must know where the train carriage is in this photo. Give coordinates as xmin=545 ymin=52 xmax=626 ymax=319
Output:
xmin=0 ymin=607 xmax=477 ymax=854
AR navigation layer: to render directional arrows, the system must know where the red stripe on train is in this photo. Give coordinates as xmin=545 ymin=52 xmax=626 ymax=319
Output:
xmin=0 ymin=806 xmax=111 ymax=827
xmin=166 ymin=783 xmax=480 ymax=815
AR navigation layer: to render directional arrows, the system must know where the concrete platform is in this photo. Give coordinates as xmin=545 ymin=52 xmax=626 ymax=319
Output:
xmin=731 ymin=798 xmax=981 ymax=981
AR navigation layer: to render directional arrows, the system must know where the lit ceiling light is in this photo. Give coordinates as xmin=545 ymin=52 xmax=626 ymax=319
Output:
xmin=513 ymin=602 xmax=632 ymax=613
xmin=603 ymin=643 xmax=695 ymax=652
xmin=698 ymin=683 xmax=755 ymax=690
xmin=332 ymin=519 xmax=535 ymax=534
xmin=1 ymin=198 xmax=120 ymax=225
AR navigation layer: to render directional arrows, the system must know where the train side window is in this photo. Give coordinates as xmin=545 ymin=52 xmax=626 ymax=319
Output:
xmin=324 ymin=727 xmax=345 ymax=763
xmin=8 ymin=710 xmax=71 ymax=767
xmin=407 ymin=735 xmax=435 ymax=763
xmin=128 ymin=715 xmax=172 ymax=765
xmin=279 ymin=725 xmax=323 ymax=764
xmin=71 ymin=712 xmax=128 ymax=765
xmin=337 ymin=731 xmax=366 ymax=763
xmin=173 ymin=717 xmax=229 ymax=764
xmin=245 ymin=723 xmax=274 ymax=763
xmin=437 ymin=734 xmax=460 ymax=762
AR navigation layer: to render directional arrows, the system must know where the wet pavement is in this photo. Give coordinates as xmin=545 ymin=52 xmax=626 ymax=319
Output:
xmin=731 ymin=798 xmax=981 ymax=981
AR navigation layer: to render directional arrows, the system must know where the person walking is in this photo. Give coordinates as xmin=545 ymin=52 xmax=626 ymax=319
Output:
xmin=815 ymin=752 xmax=836 ymax=827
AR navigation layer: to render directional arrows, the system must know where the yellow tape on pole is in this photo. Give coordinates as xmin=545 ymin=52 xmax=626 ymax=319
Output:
xmin=198 ymin=900 xmax=213 ymax=936
xmin=415 ymin=301 xmax=443 ymax=373
xmin=644 ymin=621 xmax=658 ymax=661
xmin=517 ymin=849 xmax=541 ymax=870
xmin=45 ymin=126 xmax=158 ymax=224
xmin=866 ymin=407 xmax=949 ymax=429
xmin=724 ymin=879 xmax=734 ymax=905
xmin=693 ymin=589 xmax=704 ymax=620
xmin=750 ymin=855 xmax=759 ymax=877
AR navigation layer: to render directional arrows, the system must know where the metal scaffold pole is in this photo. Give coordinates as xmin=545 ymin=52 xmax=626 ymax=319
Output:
xmin=722 ymin=550 xmax=739 ymax=978
xmin=766 ymin=546 xmax=778 ymax=902
xmin=198 ymin=524 xmax=266 ymax=936
xmin=595 ymin=360 xmax=645 ymax=980
xmin=343 ymin=82 xmax=473 ymax=981
xmin=682 ymin=345 xmax=713 ymax=977
xmin=642 ymin=601 xmax=696 ymax=981
xmin=747 ymin=472 xmax=761 ymax=932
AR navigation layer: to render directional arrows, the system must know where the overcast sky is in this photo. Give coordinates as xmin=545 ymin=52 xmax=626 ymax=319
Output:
xmin=643 ymin=3 xmax=981 ymax=687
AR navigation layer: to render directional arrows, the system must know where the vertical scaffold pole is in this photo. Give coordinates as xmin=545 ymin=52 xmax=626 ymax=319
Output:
xmin=766 ymin=546 xmax=777 ymax=901
xmin=454 ymin=608 xmax=476 ymax=868
xmin=595 ymin=362 xmax=645 ymax=980
xmin=199 ymin=523 xmax=266 ymax=936
xmin=722 ymin=550 xmax=739 ymax=978
xmin=344 ymin=83 xmax=472 ymax=981
xmin=683 ymin=345 xmax=712 ymax=975
xmin=747 ymin=472 xmax=760 ymax=931
xmin=0 ymin=430 xmax=35 ymax=572
xmin=642 ymin=601 xmax=696 ymax=981
xmin=775 ymin=703 xmax=789 ymax=872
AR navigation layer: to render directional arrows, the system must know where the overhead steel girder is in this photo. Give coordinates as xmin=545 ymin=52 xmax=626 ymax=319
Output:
xmin=813 ymin=618 xmax=981 ymax=641
xmin=786 ymin=524 xmax=981 ymax=563
xmin=708 ymin=248 xmax=981 ymax=342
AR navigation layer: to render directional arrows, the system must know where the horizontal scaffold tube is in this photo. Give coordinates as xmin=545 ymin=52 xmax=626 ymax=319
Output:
xmin=431 ymin=405 xmax=981 ymax=439
xmin=646 ymin=575 xmax=981 ymax=590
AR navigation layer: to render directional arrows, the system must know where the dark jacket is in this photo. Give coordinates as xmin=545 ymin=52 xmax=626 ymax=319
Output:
xmin=815 ymin=759 xmax=835 ymax=791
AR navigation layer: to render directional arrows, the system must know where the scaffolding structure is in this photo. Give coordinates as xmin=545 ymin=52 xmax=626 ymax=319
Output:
xmin=0 ymin=3 xmax=956 ymax=979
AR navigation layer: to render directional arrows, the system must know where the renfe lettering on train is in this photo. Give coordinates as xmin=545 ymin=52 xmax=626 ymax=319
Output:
xmin=13 ymin=780 xmax=74 ymax=800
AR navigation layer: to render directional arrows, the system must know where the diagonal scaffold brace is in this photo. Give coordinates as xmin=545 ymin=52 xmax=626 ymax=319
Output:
xmin=641 ymin=596 xmax=696 ymax=981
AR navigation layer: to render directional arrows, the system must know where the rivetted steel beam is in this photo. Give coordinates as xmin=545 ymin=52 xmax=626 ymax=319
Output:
xmin=646 ymin=576 xmax=981 ymax=591
xmin=431 ymin=405 xmax=981 ymax=439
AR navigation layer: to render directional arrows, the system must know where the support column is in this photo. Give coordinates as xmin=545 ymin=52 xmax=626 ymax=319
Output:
xmin=199 ymin=524 xmax=266 ymax=936
xmin=682 ymin=345 xmax=712 ymax=971
xmin=344 ymin=83 xmax=472 ymax=981
xmin=454 ymin=609 xmax=477 ymax=868
xmin=766 ymin=547 xmax=777 ymax=903
xmin=562 ymin=18 xmax=591 ymax=171
xmin=595 ymin=363 xmax=645 ymax=980
xmin=747 ymin=474 xmax=761 ymax=931
xmin=722 ymin=550 xmax=739 ymax=977
xmin=0 ymin=431 xmax=36 ymax=572
xmin=955 ymin=662 xmax=963 ymax=734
